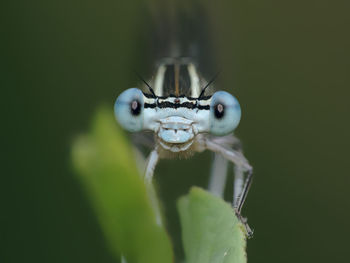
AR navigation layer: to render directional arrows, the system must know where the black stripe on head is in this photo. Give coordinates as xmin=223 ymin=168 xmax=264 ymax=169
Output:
xmin=144 ymin=102 xmax=210 ymax=110
xmin=143 ymin=93 xmax=212 ymax=101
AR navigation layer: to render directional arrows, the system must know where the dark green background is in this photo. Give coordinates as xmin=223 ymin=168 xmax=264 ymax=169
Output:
xmin=2 ymin=0 xmax=349 ymax=262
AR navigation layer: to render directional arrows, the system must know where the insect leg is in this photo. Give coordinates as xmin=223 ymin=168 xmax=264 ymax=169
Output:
xmin=131 ymin=132 xmax=155 ymax=176
xmin=206 ymin=135 xmax=245 ymax=203
xmin=144 ymin=149 xmax=163 ymax=226
xmin=208 ymin=153 xmax=229 ymax=198
xmin=233 ymin=165 xmax=245 ymax=208
xmin=205 ymin=138 xmax=254 ymax=237
xmin=145 ymin=149 xmax=159 ymax=185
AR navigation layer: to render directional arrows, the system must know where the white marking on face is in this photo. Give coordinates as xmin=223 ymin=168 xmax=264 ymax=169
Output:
xmin=188 ymin=63 xmax=201 ymax=97
xmin=154 ymin=65 xmax=166 ymax=96
xmin=143 ymin=105 xmax=211 ymax=151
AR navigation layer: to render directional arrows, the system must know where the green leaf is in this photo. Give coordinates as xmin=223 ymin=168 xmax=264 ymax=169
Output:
xmin=71 ymin=107 xmax=173 ymax=263
xmin=178 ymin=187 xmax=247 ymax=263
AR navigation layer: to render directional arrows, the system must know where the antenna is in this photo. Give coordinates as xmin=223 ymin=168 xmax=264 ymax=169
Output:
xmin=134 ymin=70 xmax=157 ymax=98
xmin=198 ymin=71 xmax=220 ymax=99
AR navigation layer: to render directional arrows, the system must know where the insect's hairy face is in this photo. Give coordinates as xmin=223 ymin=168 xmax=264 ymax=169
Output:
xmin=144 ymin=96 xmax=210 ymax=152
xmin=114 ymin=88 xmax=241 ymax=152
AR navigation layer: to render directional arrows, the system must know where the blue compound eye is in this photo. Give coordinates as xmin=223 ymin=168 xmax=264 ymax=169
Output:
xmin=209 ymin=91 xmax=241 ymax=136
xmin=114 ymin=88 xmax=144 ymax=132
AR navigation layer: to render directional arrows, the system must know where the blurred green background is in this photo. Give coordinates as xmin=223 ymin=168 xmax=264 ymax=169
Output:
xmin=2 ymin=0 xmax=349 ymax=262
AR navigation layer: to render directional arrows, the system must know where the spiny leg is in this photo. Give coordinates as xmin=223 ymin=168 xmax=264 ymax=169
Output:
xmin=235 ymin=167 xmax=254 ymax=237
xmin=208 ymin=153 xmax=229 ymax=198
xmin=233 ymin=165 xmax=244 ymax=207
xmin=205 ymin=138 xmax=254 ymax=237
xmin=231 ymin=142 xmax=250 ymax=213
xmin=236 ymin=167 xmax=253 ymax=214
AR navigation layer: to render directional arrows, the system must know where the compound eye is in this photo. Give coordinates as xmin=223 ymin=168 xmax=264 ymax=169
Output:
xmin=114 ymin=88 xmax=144 ymax=132
xmin=209 ymin=91 xmax=241 ymax=135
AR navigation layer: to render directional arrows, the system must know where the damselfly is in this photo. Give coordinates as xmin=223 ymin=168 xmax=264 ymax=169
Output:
xmin=114 ymin=57 xmax=253 ymax=237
